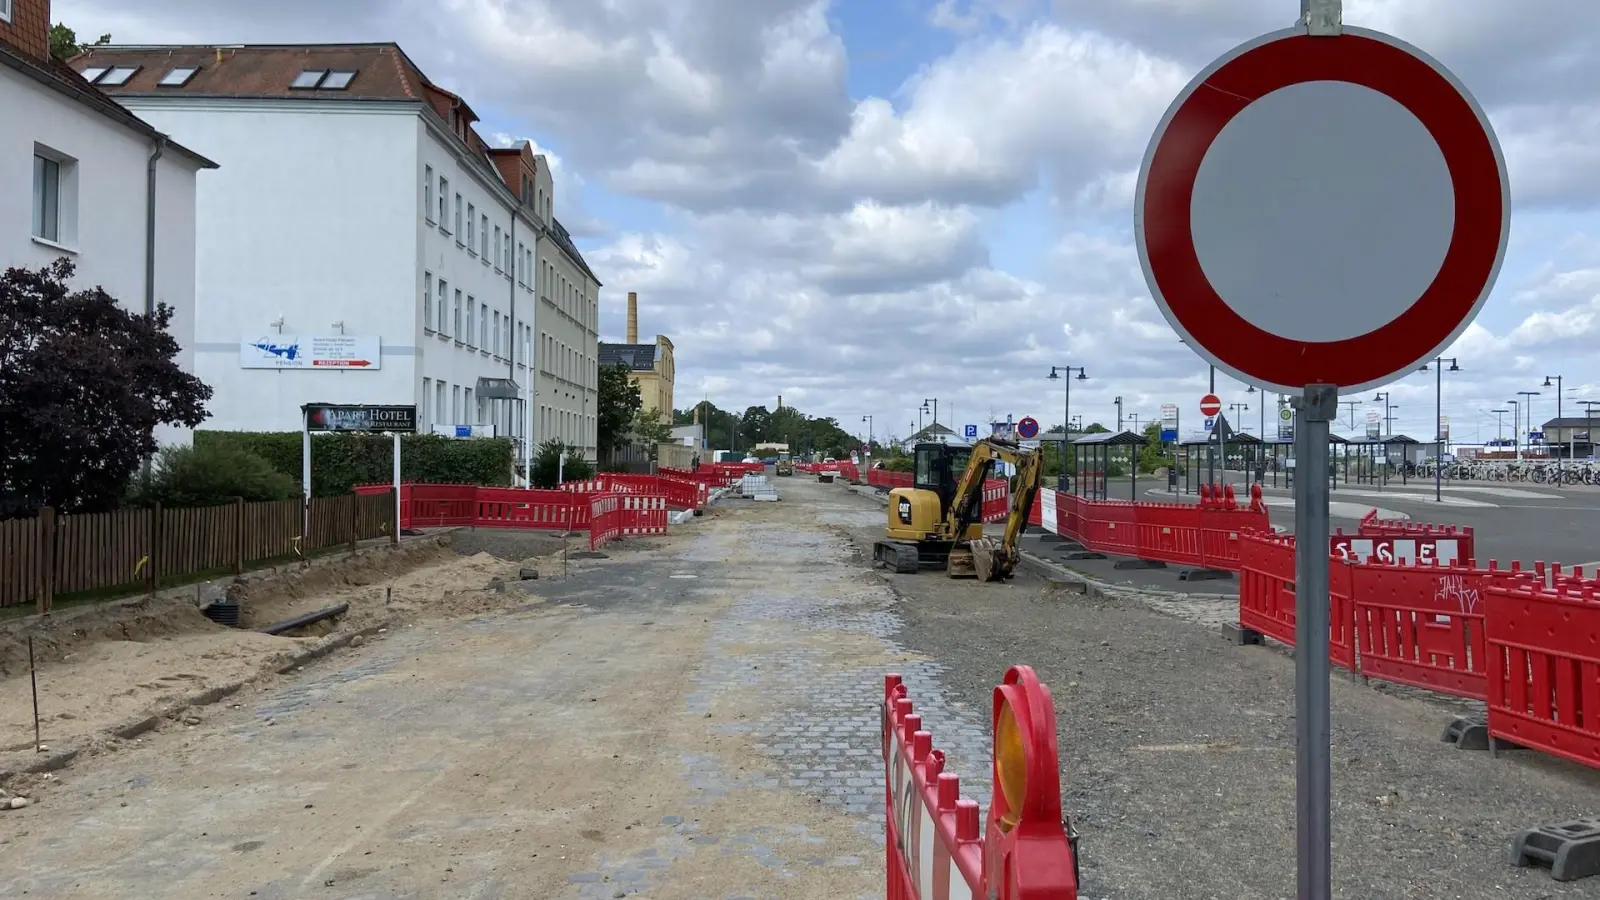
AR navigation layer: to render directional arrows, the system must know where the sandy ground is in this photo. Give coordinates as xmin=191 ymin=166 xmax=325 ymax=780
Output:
xmin=0 ymin=487 xmax=902 ymax=899
xmin=0 ymin=531 xmax=575 ymax=775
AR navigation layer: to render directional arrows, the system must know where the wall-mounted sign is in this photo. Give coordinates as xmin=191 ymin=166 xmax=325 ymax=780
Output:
xmin=242 ymin=335 xmax=381 ymax=369
xmin=303 ymin=404 xmax=416 ymax=432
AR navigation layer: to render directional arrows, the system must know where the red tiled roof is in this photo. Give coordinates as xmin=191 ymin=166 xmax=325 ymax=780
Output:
xmin=69 ymin=43 xmax=428 ymax=101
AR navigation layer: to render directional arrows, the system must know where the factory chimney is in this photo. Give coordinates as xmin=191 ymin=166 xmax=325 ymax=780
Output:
xmin=627 ymin=292 xmax=638 ymax=343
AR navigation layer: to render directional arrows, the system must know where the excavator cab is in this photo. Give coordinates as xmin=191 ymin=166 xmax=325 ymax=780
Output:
xmin=914 ymin=442 xmax=974 ymax=520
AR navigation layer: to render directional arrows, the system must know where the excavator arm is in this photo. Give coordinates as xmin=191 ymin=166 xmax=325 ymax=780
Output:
xmin=946 ymin=438 xmax=1042 ymax=581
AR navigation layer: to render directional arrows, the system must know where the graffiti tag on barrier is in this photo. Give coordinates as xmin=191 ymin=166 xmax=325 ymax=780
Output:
xmin=1434 ymin=573 xmax=1480 ymax=616
xmin=1331 ymin=535 xmax=1459 ymax=567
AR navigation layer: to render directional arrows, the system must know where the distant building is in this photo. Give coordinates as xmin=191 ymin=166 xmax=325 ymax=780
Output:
xmin=598 ymin=291 xmax=675 ymax=425
xmin=900 ymin=423 xmax=957 ymax=451
xmin=3 ymin=0 xmax=216 ymax=445
xmin=70 ymin=40 xmax=600 ymax=461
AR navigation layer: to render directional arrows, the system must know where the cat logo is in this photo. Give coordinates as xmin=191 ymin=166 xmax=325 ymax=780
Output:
xmin=897 ymin=496 xmax=912 ymax=525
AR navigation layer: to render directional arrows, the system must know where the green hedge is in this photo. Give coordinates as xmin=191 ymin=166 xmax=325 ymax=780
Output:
xmin=195 ymin=430 xmax=514 ymax=496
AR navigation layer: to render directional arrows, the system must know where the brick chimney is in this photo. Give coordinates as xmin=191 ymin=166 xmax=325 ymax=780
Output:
xmin=626 ymin=291 xmax=638 ymax=344
xmin=0 ymin=0 xmax=54 ymax=61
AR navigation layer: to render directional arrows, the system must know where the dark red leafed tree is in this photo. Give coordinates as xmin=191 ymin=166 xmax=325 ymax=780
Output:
xmin=0 ymin=260 xmax=212 ymax=514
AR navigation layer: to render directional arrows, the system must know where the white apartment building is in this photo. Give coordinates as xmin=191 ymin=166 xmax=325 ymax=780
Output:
xmin=2 ymin=0 xmax=215 ymax=445
xmin=70 ymin=42 xmax=601 ymax=462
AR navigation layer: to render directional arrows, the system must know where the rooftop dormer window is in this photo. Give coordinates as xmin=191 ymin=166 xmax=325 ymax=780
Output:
xmin=158 ymin=66 xmax=199 ymax=87
xmin=97 ymin=66 xmax=139 ymax=86
xmin=80 ymin=66 xmax=108 ymax=83
xmin=291 ymin=69 xmax=358 ymax=90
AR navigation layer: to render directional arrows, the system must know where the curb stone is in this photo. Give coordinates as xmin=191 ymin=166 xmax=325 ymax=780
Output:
xmin=0 ymin=618 xmax=396 ymax=786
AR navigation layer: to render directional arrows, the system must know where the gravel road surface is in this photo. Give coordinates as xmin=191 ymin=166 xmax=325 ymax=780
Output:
xmin=840 ymin=479 xmax=1600 ymax=899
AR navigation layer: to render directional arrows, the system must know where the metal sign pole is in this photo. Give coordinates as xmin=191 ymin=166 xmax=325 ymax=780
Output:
xmin=1292 ymin=383 xmax=1336 ymax=899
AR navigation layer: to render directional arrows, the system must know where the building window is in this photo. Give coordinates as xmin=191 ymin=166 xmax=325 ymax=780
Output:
xmin=480 ymin=303 xmax=488 ymax=349
xmin=466 ymin=204 xmax=476 ymax=253
xmin=464 ymin=388 xmax=474 ymax=424
xmin=438 ymin=177 xmax=448 ymax=228
xmin=465 ymin=296 xmax=475 ymax=347
xmin=516 ymin=242 xmax=524 ymax=284
xmin=98 ymin=66 xmax=139 ymax=86
xmin=424 ymin=166 xmax=434 ymax=222
xmin=158 ymin=66 xmax=199 ymax=87
xmin=480 ymin=214 xmax=489 ymax=257
xmin=493 ymin=226 xmax=502 ymax=270
xmin=436 ymin=279 xmax=448 ymax=333
xmin=453 ymin=289 xmax=463 ymax=338
xmin=423 ymin=272 xmax=433 ymax=332
xmin=436 ymin=381 xmax=447 ymax=424
xmin=422 ymin=377 xmax=432 ymax=425
xmin=32 ymin=153 xmax=62 ymax=243
xmin=452 ymin=385 xmax=462 ymax=423
xmin=492 ymin=312 xmax=500 ymax=356
xmin=0 ymin=1 xmax=12 ymax=23
xmin=454 ymin=194 xmax=463 ymax=241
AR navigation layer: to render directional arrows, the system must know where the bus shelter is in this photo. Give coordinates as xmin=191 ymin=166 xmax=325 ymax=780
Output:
xmin=1346 ymin=435 xmax=1421 ymax=486
xmin=1068 ymin=430 xmax=1148 ymax=500
xmin=1174 ymin=430 xmax=1260 ymax=494
xmin=1277 ymin=433 xmax=1350 ymax=489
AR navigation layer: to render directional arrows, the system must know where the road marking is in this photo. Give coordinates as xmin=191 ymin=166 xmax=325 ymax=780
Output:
xmin=1429 ymin=486 xmax=1562 ymax=499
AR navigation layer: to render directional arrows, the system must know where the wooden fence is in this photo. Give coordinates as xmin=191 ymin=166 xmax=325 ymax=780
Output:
xmin=0 ymin=492 xmax=397 ymax=613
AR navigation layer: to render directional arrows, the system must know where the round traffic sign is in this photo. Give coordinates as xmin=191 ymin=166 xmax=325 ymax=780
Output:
xmin=1199 ymin=394 xmax=1222 ymax=417
xmin=1135 ymin=27 xmax=1509 ymax=395
xmin=1280 ymin=406 xmax=1293 ymax=422
xmin=1017 ymin=417 xmax=1040 ymax=439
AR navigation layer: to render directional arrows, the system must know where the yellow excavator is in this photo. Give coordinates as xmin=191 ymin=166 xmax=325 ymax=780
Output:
xmin=873 ymin=438 xmax=1041 ymax=581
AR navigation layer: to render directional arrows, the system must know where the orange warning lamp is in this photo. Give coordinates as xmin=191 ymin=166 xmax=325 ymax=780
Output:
xmin=985 ymin=665 xmax=1080 ymax=900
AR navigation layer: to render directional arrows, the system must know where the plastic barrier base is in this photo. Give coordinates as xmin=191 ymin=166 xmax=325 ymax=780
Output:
xmin=1511 ymin=818 xmax=1600 ymax=882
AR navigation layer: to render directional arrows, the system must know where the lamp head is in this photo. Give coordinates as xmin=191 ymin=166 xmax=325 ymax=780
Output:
xmin=1544 ymin=376 xmax=1556 ymax=387
xmin=1048 ymin=367 xmax=1060 ymax=380
xmin=1075 ymin=369 xmax=1088 ymax=381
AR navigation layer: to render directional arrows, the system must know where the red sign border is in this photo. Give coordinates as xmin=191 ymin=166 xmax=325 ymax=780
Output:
xmin=1016 ymin=416 xmax=1040 ymax=439
xmin=1136 ymin=27 xmax=1509 ymax=394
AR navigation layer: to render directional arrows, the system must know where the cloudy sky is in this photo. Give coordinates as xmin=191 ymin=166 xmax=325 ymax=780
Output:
xmin=57 ymin=0 xmax=1600 ymax=447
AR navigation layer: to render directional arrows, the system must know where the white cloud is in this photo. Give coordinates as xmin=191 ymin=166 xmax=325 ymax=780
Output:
xmin=46 ymin=0 xmax=1600 ymax=440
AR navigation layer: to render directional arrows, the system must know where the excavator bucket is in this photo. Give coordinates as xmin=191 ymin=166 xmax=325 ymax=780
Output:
xmin=968 ymin=537 xmax=1002 ymax=582
xmin=946 ymin=544 xmax=977 ymax=579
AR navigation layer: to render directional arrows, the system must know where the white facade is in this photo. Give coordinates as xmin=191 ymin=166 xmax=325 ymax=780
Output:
xmin=1 ymin=66 xmax=206 ymax=445
xmin=115 ymin=95 xmax=600 ymax=461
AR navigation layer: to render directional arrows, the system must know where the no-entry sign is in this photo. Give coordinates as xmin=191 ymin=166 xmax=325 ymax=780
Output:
xmin=1199 ymin=394 xmax=1222 ymax=417
xmin=1135 ymin=27 xmax=1510 ymax=395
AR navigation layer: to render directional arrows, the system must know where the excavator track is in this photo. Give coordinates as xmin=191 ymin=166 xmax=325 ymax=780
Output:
xmin=873 ymin=540 xmax=921 ymax=574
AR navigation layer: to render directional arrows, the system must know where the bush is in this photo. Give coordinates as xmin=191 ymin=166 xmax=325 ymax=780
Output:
xmin=883 ymin=456 xmax=914 ymax=472
xmin=194 ymin=430 xmax=514 ymax=496
xmin=529 ymin=439 xmax=595 ymax=488
xmin=125 ymin=442 xmax=300 ymax=508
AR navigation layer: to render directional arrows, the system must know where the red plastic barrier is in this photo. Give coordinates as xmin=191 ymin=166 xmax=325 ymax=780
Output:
xmin=618 ymin=495 xmax=668 ymax=537
xmin=1038 ymin=484 xmax=1268 ymax=573
xmin=1485 ymin=581 xmax=1600 ymax=767
xmin=589 ymin=492 xmax=621 ymax=550
xmin=981 ymin=479 xmax=1008 ymax=523
xmin=560 ymin=473 xmax=702 ymax=510
xmin=1358 ymin=509 xmax=1476 ymax=562
xmin=884 ymin=667 xmax=1077 ymax=900
xmin=1344 ymin=561 xmax=1535 ymax=700
xmin=474 ymin=487 xmax=579 ymax=530
xmin=1235 ymin=531 xmax=1357 ymax=669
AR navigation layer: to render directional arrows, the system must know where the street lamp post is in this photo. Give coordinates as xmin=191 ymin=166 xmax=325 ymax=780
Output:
xmin=1544 ymin=376 xmax=1564 ymax=476
xmin=1419 ymin=357 xmax=1459 ymax=502
xmin=1518 ymin=390 xmax=1541 ymax=461
xmin=1049 ymin=366 xmax=1088 ymax=491
xmin=1114 ymin=396 xmax=1124 ymax=432
xmin=922 ymin=398 xmax=939 ymax=442
xmin=1372 ymin=391 xmax=1394 ymax=485
xmin=1506 ymin=399 xmax=1521 ymax=460
xmin=1491 ymin=408 xmax=1509 ymax=447
xmin=862 ymin=415 xmax=873 ymax=458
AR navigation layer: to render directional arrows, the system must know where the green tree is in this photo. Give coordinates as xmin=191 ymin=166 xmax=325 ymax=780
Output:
xmin=50 ymin=24 xmax=110 ymax=61
xmin=529 ymin=439 xmax=594 ymax=488
xmin=1137 ymin=422 xmax=1171 ymax=474
xmin=596 ymin=362 xmax=642 ymax=456
xmin=633 ymin=409 xmax=673 ymax=447
xmin=741 ymin=405 xmax=773 ymax=443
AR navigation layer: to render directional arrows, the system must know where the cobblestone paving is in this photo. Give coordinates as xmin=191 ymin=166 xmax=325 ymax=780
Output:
xmin=561 ymin=493 xmax=993 ymax=899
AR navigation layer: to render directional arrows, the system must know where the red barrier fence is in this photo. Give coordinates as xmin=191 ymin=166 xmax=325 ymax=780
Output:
xmin=884 ymin=666 xmax=1078 ymax=900
xmin=1357 ymin=508 xmax=1476 ymax=562
xmin=354 ymin=482 xmax=669 ymax=552
xmin=1233 ymin=528 xmax=1600 ymax=772
xmin=1033 ymin=482 xmax=1270 ymax=573
xmin=556 ymin=473 xmax=706 ymax=510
